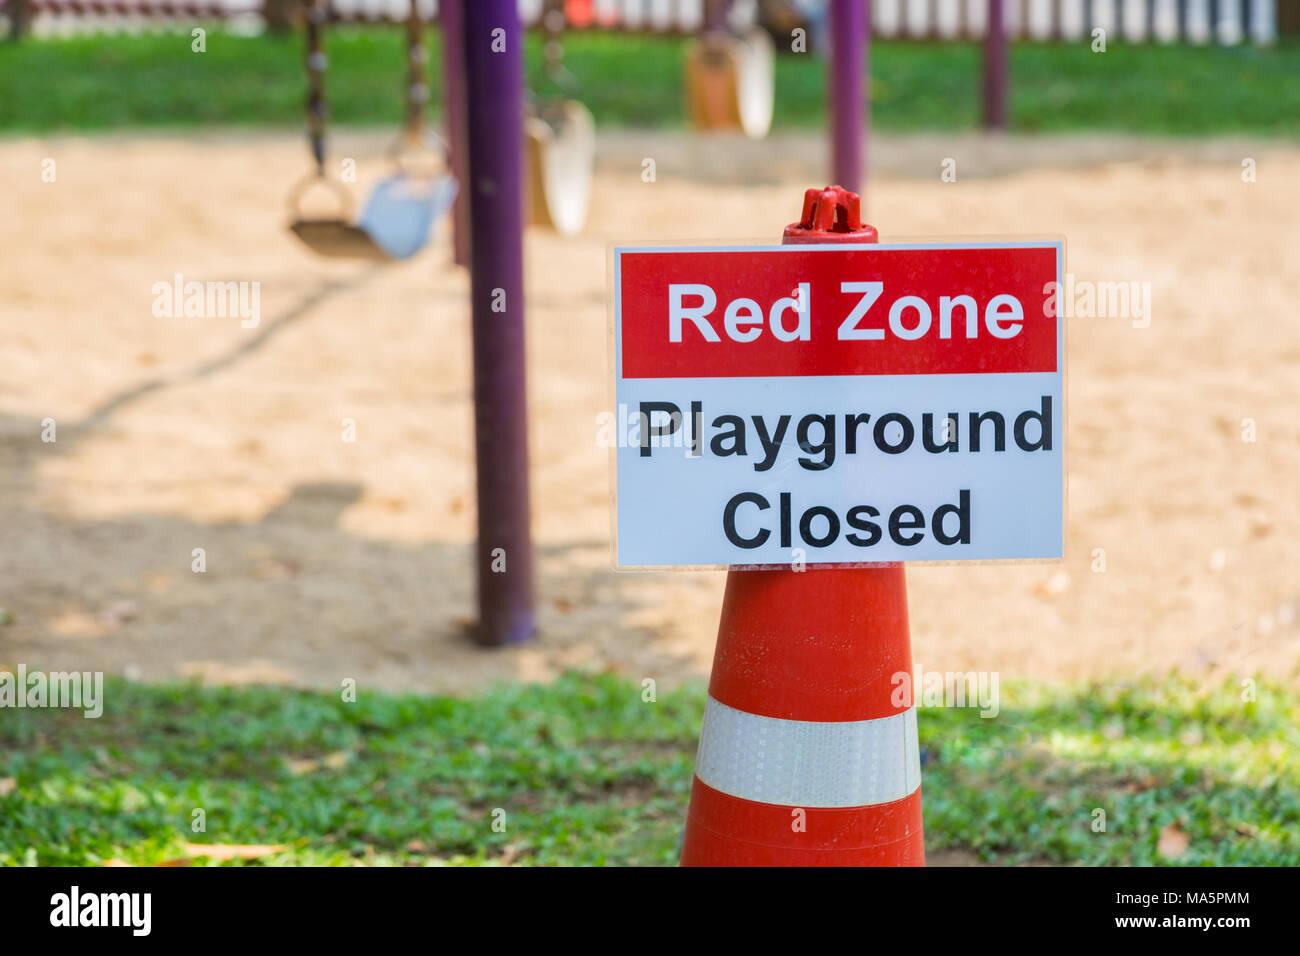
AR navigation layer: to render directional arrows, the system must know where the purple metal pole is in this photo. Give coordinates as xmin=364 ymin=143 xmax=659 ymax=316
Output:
xmin=863 ymin=1 xmax=871 ymax=192
xmin=829 ymin=0 xmax=867 ymax=197
xmin=439 ymin=0 xmax=470 ymax=266
xmin=460 ymin=0 xmax=535 ymax=646
xmin=983 ymin=0 xmax=1008 ymax=131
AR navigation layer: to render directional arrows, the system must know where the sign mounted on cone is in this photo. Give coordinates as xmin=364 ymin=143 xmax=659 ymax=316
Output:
xmin=610 ymin=240 xmax=1064 ymax=567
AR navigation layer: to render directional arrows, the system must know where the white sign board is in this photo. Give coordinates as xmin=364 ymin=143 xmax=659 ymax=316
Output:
xmin=611 ymin=242 xmax=1064 ymax=567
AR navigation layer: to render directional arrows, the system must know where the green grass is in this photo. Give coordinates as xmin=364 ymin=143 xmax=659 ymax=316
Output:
xmin=0 ymin=672 xmax=1296 ymax=866
xmin=0 ymin=29 xmax=1298 ymax=135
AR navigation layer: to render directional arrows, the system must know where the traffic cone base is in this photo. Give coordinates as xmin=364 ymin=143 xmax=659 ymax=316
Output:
xmin=680 ymin=567 xmax=925 ymax=866
xmin=682 ymin=779 xmax=924 ymax=866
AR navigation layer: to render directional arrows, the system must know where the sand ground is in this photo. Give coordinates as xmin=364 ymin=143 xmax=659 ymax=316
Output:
xmin=1 ymin=129 xmax=1297 ymax=693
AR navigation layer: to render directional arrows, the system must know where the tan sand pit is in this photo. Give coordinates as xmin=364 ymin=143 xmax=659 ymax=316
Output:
xmin=0 ymin=130 xmax=1297 ymax=693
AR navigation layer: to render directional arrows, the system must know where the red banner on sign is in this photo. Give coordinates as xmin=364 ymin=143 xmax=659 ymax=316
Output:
xmin=618 ymin=245 xmax=1059 ymax=379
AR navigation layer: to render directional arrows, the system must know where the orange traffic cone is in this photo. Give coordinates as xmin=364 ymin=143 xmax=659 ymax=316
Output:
xmin=679 ymin=187 xmax=924 ymax=867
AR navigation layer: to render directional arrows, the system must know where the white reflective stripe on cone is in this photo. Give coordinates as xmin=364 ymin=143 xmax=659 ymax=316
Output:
xmin=694 ymin=696 xmax=921 ymax=809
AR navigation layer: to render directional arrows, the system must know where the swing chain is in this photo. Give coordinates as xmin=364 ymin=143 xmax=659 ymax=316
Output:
xmin=388 ymin=0 xmax=450 ymax=179
xmin=540 ymin=0 xmax=578 ymax=101
xmin=404 ymin=0 xmax=429 ymax=143
xmin=304 ymin=0 xmax=329 ymax=176
xmin=290 ymin=0 xmax=353 ymax=222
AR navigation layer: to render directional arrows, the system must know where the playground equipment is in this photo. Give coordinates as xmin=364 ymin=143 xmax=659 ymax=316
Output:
xmin=525 ymin=2 xmax=596 ymax=236
xmin=984 ymin=0 xmax=1009 ymax=130
xmin=288 ymin=0 xmax=456 ymax=260
xmin=828 ymin=0 xmax=867 ymax=194
xmin=439 ymin=0 xmax=470 ymax=265
xmin=682 ymin=2 xmax=775 ymax=140
xmin=459 ymin=0 xmax=536 ymax=646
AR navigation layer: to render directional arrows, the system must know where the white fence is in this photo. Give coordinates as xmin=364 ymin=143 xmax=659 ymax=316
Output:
xmin=523 ymin=0 xmax=1277 ymax=43
xmin=867 ymin=0 xmax=1277 ymax=44
xmin=7 ymin=0 xmax=1280 ymax=45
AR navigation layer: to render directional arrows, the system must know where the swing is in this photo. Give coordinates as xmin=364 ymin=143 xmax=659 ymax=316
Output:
xmin=288 ymin=0 xmax=456 ymax=261
xmin=684 ymin=18 xmax=774 ymax=140
xmin=525 ymin=2 xmax=595 ymax=237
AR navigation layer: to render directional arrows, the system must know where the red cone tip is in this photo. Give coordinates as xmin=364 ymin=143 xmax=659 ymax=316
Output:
xmin=783 ymin=185 xmax=878 ymax=243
